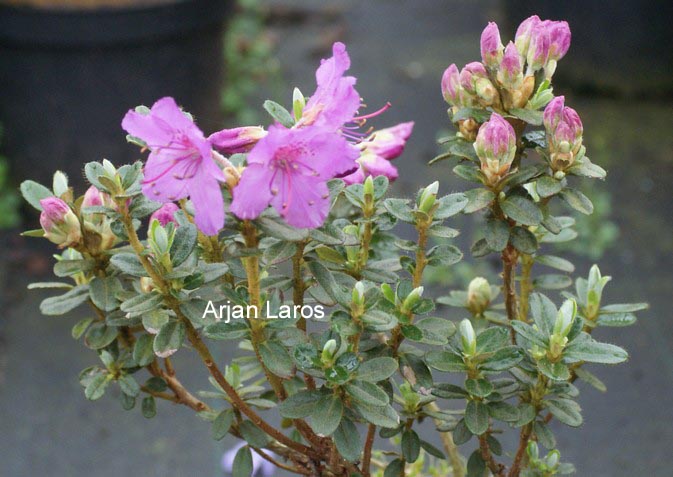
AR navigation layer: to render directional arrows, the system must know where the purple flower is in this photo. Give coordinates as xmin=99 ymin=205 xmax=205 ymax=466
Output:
xmin=39 ymin=197 xmax=82 ymax=248
xmin=441 ymin=64 xmax=461 ymax=105
xmin=150 ymin=202 xmax=180 ymax=227
xmin=474 ymin=113 xmax=517 ymax=184
xmin=230 ymin=124 xmax=359 ymax=228
xmin=297 ymin=42 xmax=361 ymax=130
xmin=497 ymin=42 xmax=523 ymax=87
xmin=209 ymin=126 xmax=268 ymax=154
xmin=342 ymin=122 xmax=414 ymax=184
xmin=480 ymin=22 xmax=504 ymax=69
xmin=543 ymin=96 xmax=583 ymax=169
xmin=545 ymin=20 xmax=571 ymax=61
xmin=122 ymin=97 xmax=225 ymax=236
xmin=221 ymin=443 xmax=275 ymax=477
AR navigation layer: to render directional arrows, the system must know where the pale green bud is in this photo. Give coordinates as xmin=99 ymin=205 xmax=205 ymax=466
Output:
xmin=553 ymin=299 xmax=577 ymax=337
xmin=467 ymin=277 xmax=492 ymax=315
xmin=418 ymin=181 xmax=439 ymax=213
xmin=546 ymin=450 xmax=560 ymax=468
xmin=321 ymin=339 xmax=338 ymax=363
xmin=352 ymin=281 xmax=366 ymax=305
xmin=401 ymin=286 xmax=424 ymax=313
xmin=363 ymin=175 xmax=375 ymax=198
xmin=459 ymin=319 xmax=477 ymax=356
xmin=292 ymin=87 xmax=306 ymax=121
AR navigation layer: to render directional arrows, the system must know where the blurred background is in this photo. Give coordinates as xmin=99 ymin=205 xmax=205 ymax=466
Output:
xmin=0 ymin=0 xmax=672 ymax=475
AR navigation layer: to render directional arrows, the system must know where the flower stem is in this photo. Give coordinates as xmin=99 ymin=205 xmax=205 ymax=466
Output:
xmin=518 ymin=254 xmax=534 ymax=321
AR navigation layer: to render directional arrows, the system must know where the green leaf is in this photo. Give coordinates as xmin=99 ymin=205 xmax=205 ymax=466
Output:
xmin=259 ymin=341 xmax=293 ymax=378
xmin=415 ymin=317 xmax=456 ymax=345
xmin=20 ymin=180 xmax=53 ymax=210
xmin=432 ymin=383 xmax=468 ymax=399
xmin=465 ymin=400 xmax=489 ymax=435
xmin=232 ymin=445 xmax=253 ymax=477
xmin=384 ymin=459 xmax=405 ymax=477
xmin=481 ymin=346 xmax=524 ymax=372
xmin=501 ymin=196 xmax=542 ymax=226
xmin=514 ymin=403 xmax=536 ymax=427
xmin=357 ymin=357 xmax=398 ymax=382
xmin=534 ymin=421 xmax=556 ymax=449
xmin=488 ymin=401 xmax=520 ymax=423
xmin=71 ymin=318 xmax=94 ymax=339
xmin=345 ymin=381 xmax=389 ymax=407
xmin=84 ymin=323 xmax=118 ymax=349
xmin=509 ymin=108 xmax=543 ymax=125
xmin=574 ymin=367 xmax=607 ymax=392
xmin=452 ymin=419 xmax=473 ymax=445
xmin=121 ymin=292 xmax=164 ymax=315
xmin=534 ymin=274 xmax=572 ymax=290
xmin=600 ymin=303 xmax=648 ymax=313
xmin=203 ymin=321 xmax=249 ymax=340
xmin=467 ymin=450 xmax=486 ymax=477
xmin=453 ymin=164 xmax=484 ymax=183
xmin=118 ymin=374 xmax=140 ymax=397
xmin=257 ymin=215 xmax=309 ymax=241
xmin=133 ymin=334 xmax=155 ymax=367
xmin=239 ymin=420 xmax=270 ymax=447
xmin=535 ymin=176 xmax=563 ymax=198
xmin=567 ymin=157 xmax=607 ymax=179
xmin=564 ymin=339 xmax=628 ymax=364
xmin=263 ymin=100 xmax=294 ymax=128
xmin=170 ymin=223 xmax=197 ymax=267
xmin=310 ymin=394 xmax=343 ymax=436
xmin=401 ymin=429 xmax=421 ymax=463
xmin=420 ymin=439 xmax=446 ymax=460
xmin=433 ymin=193 xmax=468 ymax=219
xmin=511 ymin=321 xmax=546 ymax=347
xmin=426 ymin=350 xmax=466 ymax=372
xmin=84 ymin=373 xmax=110 ymax=401
xmin=279 ymin=390 xmax=323 ymax=419
xmin=307 ymin=261 xmax=348 ymax=305
xmin=535 ymin=255 xmax=575 ymax=273
xmin=538 ymin=358 xmax=571 ymax=381
xmin=545 ymin=398 xmax=582 ymax=427
xmin=89 ymin=277 xmax=122 ymax=312
xmin=465 ymin=378 xmax=493 ymax=398
xmin=110 ymin=253 xmax=147 ymax=277
xmin=529 ymin=293 xmax=557 ymax=334
xmin=463 ymin=188 xmax=495 ymax=213
xmin=129 ymin=196 xmax=161 ymax=219
xmin=484 ymin=218 xmax=510 ymax=251
xmin=153 ymin=320 xmax=186 ymax=358
xmin=451 ymin=107 xmax=492 ymax=122
xmin=560 ymin=188 xmax=593 ymax=215
xmin=211 ymin=409 xmax=234 ymax=441
xmin=40 ymin=284 xmax=90 ymax=316
xmin=54 ymin=259 xmax=95 ymax=277
xmin=384 ymin=198 xmax=414 ymax=222
xmin=596 ymin=312 xmax=637 ymax=327
xmin=353 ymin=401 xmax=399 ymax=428
xmin=334 ymin=418 xmax=361 ymax=462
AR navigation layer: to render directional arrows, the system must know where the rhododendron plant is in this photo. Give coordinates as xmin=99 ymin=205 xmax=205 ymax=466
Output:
xmin=21 ymin=20 xmax=646 ymax=477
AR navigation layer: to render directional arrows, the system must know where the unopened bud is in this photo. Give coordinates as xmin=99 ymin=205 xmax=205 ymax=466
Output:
xmin=352 ymin=281 xmax=366 ymax=306
xmin=401 ymin=286 xmax=424 ymax=313
xmin=467 ymin=277 xmax=492 ymax=315
xmin=293 ymin=87 xmax=306 ymax=121
xmin=140 ymin=277 xmax=155 ymax=294
xmin=480 ymin=22 xmax=504 ymax=69
xmin=363 ymin=175 xmax=375 ymax=198
xmin=418 ymin=181 xmax=439 ymax=213
xmin=474 ymin=113 xmax=517 ymax=185
xmin=546 ymin=450 xmax=560 ymax=468
xmin=39 ymin=197 xmax=82 ymax=249
xmin=209 ymin=126 xmax=267 ymax=155
xmin=459 ymin=319 xmax=477 ymax=356
xmin=553 ymin=299 xmax=577 ymax=337
xmin=321 ymin=339 xmax=338 ymax=363
xmin=526 ymin=441 xmax=540 ymax=460
xmin=150 ymin=203 xmax=180 ymax=227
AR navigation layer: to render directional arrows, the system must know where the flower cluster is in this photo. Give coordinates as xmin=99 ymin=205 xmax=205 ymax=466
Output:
xmin=122 ymin=43 xmax=413 ymax=234
xmin=543 ymin=96 xmax=584 ymax=171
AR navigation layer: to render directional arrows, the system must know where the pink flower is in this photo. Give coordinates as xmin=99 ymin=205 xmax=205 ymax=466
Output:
xmin=122 ymin=97 xmax=225 ymax=236
xmin=525 ymin=24 xmax=550 ymax=73
xmin=39 ymin=197 xmax=82 ymax=248
xmin=544 ymin=96 xmax=583 ymax=169
xmin=342 ymin=122 xmax=414 ymax=185
xmin=474 ymin=113 xmax=517 ymax=184
xmin=297 ymin=42 xmax=361 ymax=130
xmin=441 ymin=64 xmax=461 ymax=105
xmin=150 ymin=202 xmax=180 ymax=227
xmin=546 ymin=20 xmax=571 ymax=61
xmin=515 ymin=15 xmax=541 ymax=57
xmin=480 ymin=22 xmax=504 ymax=69
xmin=230 ymin=124 xmax=359 ymax=228
xmin=497 ymin=42 xmax=523 ymax=87
xmin=208 ymin=126 xmax=267 ymax=154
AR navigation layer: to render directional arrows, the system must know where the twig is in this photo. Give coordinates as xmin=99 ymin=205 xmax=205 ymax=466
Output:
xmin=362 ymin=424 xmax=376 ymax=477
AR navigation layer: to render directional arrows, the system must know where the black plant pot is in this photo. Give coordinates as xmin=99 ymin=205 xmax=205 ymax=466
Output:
xmin=0 ymin=0 xmax=232 ymax=192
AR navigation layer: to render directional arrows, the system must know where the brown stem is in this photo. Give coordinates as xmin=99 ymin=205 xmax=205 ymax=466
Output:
xmin=508 ymin=424 xmax=533 ymax=477
xmin=252 ymin=447 xmax=312 ymax=476
xmin=502 ymin=244 xmax=520 ymax=343
xmin=479 ymin=434 xmax=505 ymax=477
xmin=362 ymin=424 xmax=376 ymax=477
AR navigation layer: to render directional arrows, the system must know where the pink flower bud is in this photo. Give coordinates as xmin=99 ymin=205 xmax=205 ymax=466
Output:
xmin=543 ymin=96 xmax=583 ymax=169
xmin=526 ymin=24 xmax=550 ymax=73
xmin=81 ymin=186 xmax=118 ymax=251
xmin=515 ymin=15 xmax=541 ymax=57
xmin=208 ymin=126 xmax=267 ymax=154
xmin=460 ymin=62 xmax=488 ymax=93
xmin=39 ymin=197 xmax=82 ymax=248
xmin=364 ymin=121 xmax=414 ymax=160
xmin=150 ymin=202 xmax=180 ymax=227
xmin=480 ymin=22 xmax=504 ymax=69
xmin=441 ymin=64 xmax=461 ymax=105
xmin=474 ymin=113 xmax=517 ymax=184
xmin=497 ymin=42 xmax=523 ymax=87
xmin=82 ymin=185 xmax=115 ymax=209
xmin=547 ymin=20 xmax=571 ymax=61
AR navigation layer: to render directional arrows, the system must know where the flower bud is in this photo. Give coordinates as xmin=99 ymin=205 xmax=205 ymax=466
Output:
xmin=81 ymin=186 xmax=118 ymax=251
xmin=473 ymin=113 xmax=517 ymax=184
xmin=150 ymin=202 xmax=180 ymax=227
xmin=321 ymin=339 xmax=338 ymax=363
xmin=401 ymin=286 xmax=424 ymax=313
xmin=497 ymin=42 xmax=523 ymax=88
xmin=140 ymin=277 xmax=155 ymax=294
xmin=543 ymin=96 xmax=583 ymax=170
xmin=460 ymin=62 xmax=497 ymax=107
xmin=526 ymin=441 xmax=540 ymax=460
xmin=292 ymin=87 xmax=306 ymax=121
xmin=441 ymin=64 xmax=461 ymax=105
xmin=459 ymin=319 xmax=477 ymax=356
xmin=417 ymin=181 xmax=439 ymax=214
xmin=515 ymin=15 xmax=541 ymax=58
xmin=553 ymin=299 xmax=577 ymax=337
xmin=547 ymin=21 xmax=571 ymax=61
xmin=586 ymin=264 xmax=611 ymax=319
xmin=39 ymin=197 xmax=82 ymax=248
xmin=480 ymin=22 xmax=504 ymax=69
xmin=352 ymin=281 xmax=366 ymax=306
xmin=208 ymin=126 xmax=267 ymax=154
xmin=364 ymin=122 xmax=414 ymax=160
xmin=467 ymin=277 xmax=492 ymax=315
xmin=363 ymin=175 xmax=375 ymax=198
xmin=546 ymin=450 xmax=560 ymax=468
xmin=525 ymin=24 xmax=550 ymax=74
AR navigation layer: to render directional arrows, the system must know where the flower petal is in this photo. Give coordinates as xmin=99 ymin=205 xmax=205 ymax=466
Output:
xmin=230 ymin=163 xmax=274 ymax=221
